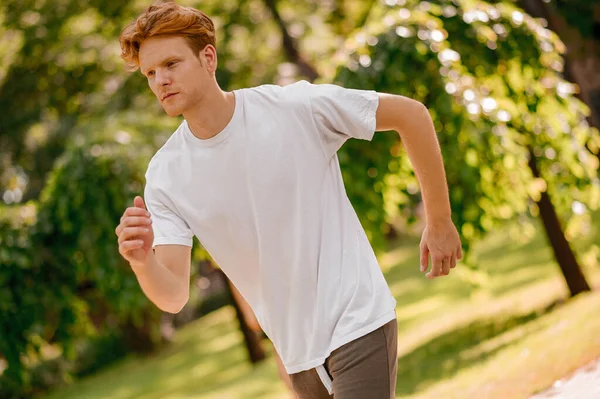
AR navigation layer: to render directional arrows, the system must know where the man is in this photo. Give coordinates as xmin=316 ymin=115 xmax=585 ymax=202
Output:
xmin=115 ymin=2 xmax=462 ymax=398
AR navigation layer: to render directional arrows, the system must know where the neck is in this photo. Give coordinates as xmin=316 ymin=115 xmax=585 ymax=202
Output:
xmin=183 ymin=82 xmax=235 ymax=140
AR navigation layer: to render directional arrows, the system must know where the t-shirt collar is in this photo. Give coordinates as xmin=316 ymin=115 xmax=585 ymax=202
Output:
xmin=183 ymin=89 xmax=242 ymax=147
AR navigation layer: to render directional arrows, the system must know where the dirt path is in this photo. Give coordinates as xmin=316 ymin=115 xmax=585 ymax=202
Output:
xmin=530 ymin=358 xmax=600 ymax=398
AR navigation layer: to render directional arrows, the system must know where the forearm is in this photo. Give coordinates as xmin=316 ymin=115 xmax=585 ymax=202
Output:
xmin=131 ymin=251 xmax=189 ymax=314
xmin=396 ymin=103 xmax=451 ymax=223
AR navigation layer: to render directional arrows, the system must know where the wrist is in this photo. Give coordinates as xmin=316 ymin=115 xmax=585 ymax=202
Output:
xmin=422 ymin=192 xmax=451 ymax=225
xmin=425 ymin=210 xmax=452 ymax=226
xmin=130 ymin=251 xmax=155 ymax=274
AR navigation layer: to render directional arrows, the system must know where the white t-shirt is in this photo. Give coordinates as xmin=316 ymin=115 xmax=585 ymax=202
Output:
xmin=144 ymin=80 xmax=397 ymax=374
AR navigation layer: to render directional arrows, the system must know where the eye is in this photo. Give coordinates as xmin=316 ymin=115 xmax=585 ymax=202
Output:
xmin=147 ymin=70 xmax=155 ymax=77
xmin=167 ymin=61 xmax=177 ymax=68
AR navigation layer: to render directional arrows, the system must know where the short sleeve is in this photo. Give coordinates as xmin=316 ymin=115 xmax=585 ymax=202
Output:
xmin=305 ymin=82 xmax=379 ymax=158
xmin=144 ymin=180 xmax=193 ymax=249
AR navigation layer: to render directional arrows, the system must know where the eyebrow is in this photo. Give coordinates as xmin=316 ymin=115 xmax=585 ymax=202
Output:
xmin=142 ymin=56 xmax=180 ymax=75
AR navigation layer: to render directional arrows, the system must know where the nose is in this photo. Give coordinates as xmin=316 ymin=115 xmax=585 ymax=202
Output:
xmin=155 ymin=69 xmax=171 ymax=87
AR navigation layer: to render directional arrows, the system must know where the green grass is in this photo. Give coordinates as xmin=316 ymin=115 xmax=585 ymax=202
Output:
xmin=47 ymin=216 xmax=600 ymax=399
xmin=47 ymin=308 xmax=290 ymax=399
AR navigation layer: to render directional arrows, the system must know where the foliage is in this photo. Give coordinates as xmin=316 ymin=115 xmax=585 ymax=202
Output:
xmin=0 ymin=0 xmax=137 ymax=201
xmin=1 ymin=0 xmax=600 ymax=396
xmin=0 ymin=203 xmax=42 ymax=396
xmin=0 ymin=0 xmax=293 ymax=202
xmin=35 ymin=138 xmax=161 ymax=346
xmin=0 ymin=138 xmax=162 ymax=397
xmin=328 ymin=0 xmax=600 ymax=254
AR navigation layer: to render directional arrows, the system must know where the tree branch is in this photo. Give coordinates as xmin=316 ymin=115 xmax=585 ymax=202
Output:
xmin=262 ymin=0 xmax=320 ymax=82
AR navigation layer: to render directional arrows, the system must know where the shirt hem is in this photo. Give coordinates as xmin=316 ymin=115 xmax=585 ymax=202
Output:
xmin=152 ymin=237 xmax=193 ymax=248
xmin=362 ymin=90 xmax=379 ymax=142
xmin=284 ymin=308 xmax=397 ymax=374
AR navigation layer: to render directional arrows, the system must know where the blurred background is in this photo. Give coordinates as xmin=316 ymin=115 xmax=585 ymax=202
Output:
xmin=1 ymin=0 xmax=600 ymax=398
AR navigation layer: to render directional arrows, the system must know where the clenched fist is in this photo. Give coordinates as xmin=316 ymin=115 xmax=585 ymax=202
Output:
xmin=115 ymin=196 xmax=154 ymax=268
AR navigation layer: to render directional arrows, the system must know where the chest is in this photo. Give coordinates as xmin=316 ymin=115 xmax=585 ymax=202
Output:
xmin=170 ymin=123 xmax=324 ymax=229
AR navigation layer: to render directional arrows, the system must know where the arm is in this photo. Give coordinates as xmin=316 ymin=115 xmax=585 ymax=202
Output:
xmin=375 ymin=93 xmax=462 ymax=278
xmin=132 ymin=244 xmax=191 ymax=314
xmin=116 ymin=196 xmax=191 ymax=313
xmin=303 ymin=82 xmax=461 ymax=277
xmin=375 ymin=93 xmax=451 ymax=222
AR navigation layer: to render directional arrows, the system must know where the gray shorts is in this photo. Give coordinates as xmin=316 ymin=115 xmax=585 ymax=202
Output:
xmin=289 ymin=319 xmax=398 ymax=398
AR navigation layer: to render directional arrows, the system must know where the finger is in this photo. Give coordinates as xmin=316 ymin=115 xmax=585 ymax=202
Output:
xmin=118 ymin=226 xmax=150 ymax=244
xmin=441 ymin=257 xmax=450 ymax=275
xmin=426 ymin=256 xmax=442 ymax=279
xmin=457 ymin=246 xmax=463 ymax=260
xmin=420 ymin=244 xmax=429 ymax=272
xmin=450 ymin=253 xmax=457 ymax=269
xmin=121 ymin=207 xmax=151 ymax=222
xmin=120 ymin=216 xmax=152 ymax=228
xmin=116 ymin=216 xmax=152 ymax=237
xmin=134 ymin=196 xmax=147 ymax=211
xmin=119 ymin=240 xmax=144 ymax=255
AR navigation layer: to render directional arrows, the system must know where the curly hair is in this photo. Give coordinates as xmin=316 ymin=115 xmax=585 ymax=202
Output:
xmin=119 ymin=1 xmax=216 ymax=71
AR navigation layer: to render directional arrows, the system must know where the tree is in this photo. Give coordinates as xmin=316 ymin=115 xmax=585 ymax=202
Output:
xmin=0 ymin=137 xmax=162 ymax=397
xmin=0 ymin=2 xmax=293 ymax=391
xmin=222 ymin=271 xmax=266 ymax=363
xmin=3 ymin=1 xmax=599 ymax=396
xmin=327 ymin=0 xmax=599 ymax=295
xmin=518 ymin=0 xmax=600 ymax=132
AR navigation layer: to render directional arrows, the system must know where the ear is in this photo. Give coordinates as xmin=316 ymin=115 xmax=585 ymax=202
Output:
xmin=201 ymin=44 xmax=218 ymax=73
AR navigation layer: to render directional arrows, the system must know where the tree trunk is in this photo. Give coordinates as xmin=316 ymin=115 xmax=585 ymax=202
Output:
xmin=262 ymin=0 xmax=320 ymax=82
xmin=227 ymin=278 xmax=294 ymax=389
xmin=519 ymin=0 xmax=600 ymax=130
xmin=120 ymin=307 xmax=164 ymax=353
xmin=527 ymin=149 xmax=591 ymax=296
xmin=218 ymin=269 xmax=266 ymax=363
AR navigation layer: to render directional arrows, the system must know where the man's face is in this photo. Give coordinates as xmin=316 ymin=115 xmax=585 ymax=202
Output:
xmin=139 ymin=36 xmax=210 ymax=117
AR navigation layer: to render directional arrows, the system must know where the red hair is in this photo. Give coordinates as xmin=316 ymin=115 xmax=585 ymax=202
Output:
xmin=119 ymin=1 xmax=216 ymax=71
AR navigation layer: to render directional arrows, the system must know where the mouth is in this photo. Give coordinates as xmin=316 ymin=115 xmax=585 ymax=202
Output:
xmin=161 ymin=93 xmax=178 ymax=101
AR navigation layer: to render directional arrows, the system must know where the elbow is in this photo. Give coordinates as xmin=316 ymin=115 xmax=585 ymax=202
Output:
xmin=413 ymin=100 xmax=429 ymax=116
xmin=395 ymin=100 xmax=430 ymax=135
xmin=159 ymin=295 xmax=189 ymax=314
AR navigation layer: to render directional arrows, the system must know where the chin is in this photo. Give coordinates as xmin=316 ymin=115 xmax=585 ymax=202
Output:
xmin=163 ymin=106 xmax=183 ymax=117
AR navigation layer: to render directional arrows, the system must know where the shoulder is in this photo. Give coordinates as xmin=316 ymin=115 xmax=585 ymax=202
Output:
xmin=241 ymin=80 xmax=314 ymax=106
xmin=145 ymin=121 xmax=187 ymax=181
